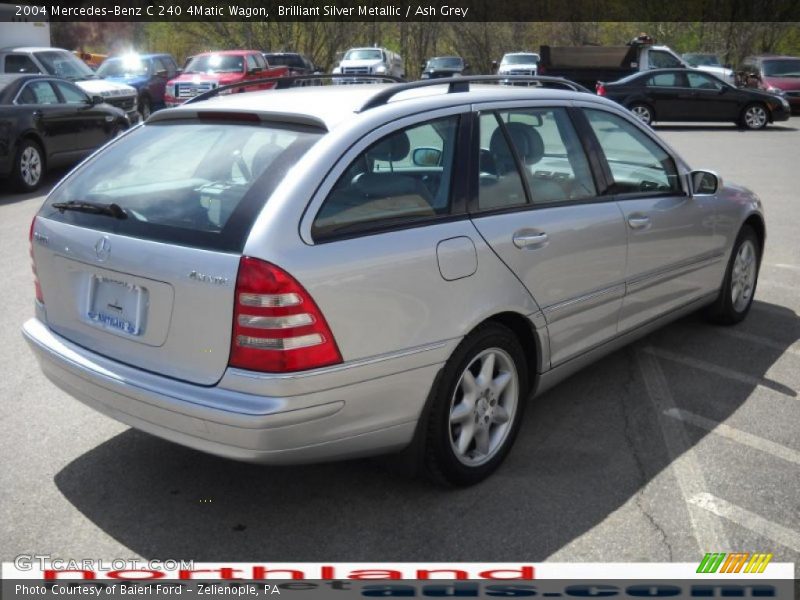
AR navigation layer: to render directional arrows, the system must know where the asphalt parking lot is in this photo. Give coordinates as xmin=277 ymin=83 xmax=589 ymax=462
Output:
xmin=1 ymin=118 xmax=798 ymax=568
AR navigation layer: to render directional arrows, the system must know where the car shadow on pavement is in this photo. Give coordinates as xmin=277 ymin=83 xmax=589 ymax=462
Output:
xmin=0 ymin=170 xmax=67 ymax=206
xmin=54 ymin=300 xmax=800 ymax=561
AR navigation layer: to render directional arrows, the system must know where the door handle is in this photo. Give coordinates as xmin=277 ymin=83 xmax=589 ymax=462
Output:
xmin=513 ymin=231 xmax=549 ymax=248
xmin=627 ymin=215 xmax=651 ymax=230
xmin=32 ymin=110 xmax=42 ymax=120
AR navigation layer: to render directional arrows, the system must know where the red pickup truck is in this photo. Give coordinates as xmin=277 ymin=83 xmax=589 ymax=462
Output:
xmin=165 ymin=50 xmax=288 ymax=106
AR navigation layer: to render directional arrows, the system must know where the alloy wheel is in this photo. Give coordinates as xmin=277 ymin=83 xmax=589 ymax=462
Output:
xmin=631 ymin=105 xmax=652 ymax=124
xmin=744 ymin=105 xmax=767 ymax=129
xmin=20 ymin=146 xmax=42 ymax=187
xmin=448 ymin=347 xmax=519 ymax=467
xmin=731 ymin=239 xmax=757 ymax=312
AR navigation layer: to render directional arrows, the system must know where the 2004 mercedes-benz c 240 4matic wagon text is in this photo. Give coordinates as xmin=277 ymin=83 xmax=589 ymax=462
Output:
xmin=23 ymin=77 xmax=765 ymax=485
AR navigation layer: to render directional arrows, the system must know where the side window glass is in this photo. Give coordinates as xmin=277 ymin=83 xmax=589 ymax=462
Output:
xmin=648 ymin=73 xmax=679 ymax=87
xmin=152 ymin=57 xmax=167 ymax=75
xmin=478 ymin=112 xmax=528 ymax=210
xmin=650 ymin=51 xmax=682 ymax=69
xmin=687 ymin=72 xmax=722 ymax=90
xmin=498 ymin=108 xmax=596 ymax=204
xmin=53 ymin=81 xmax=88 ymax=104
xmin=5 ymin=54 xmax=41 ymax=74
xmin=246 ymin=54 xmax=258 ymax=71
xmin=254 ymin=53 xmax=267 ymax=69
xmin=26 ymin=81 xmax=59 ymax=104
xmin=312 ymin=115 xmax=459 ymax=239
xmin=16 ymin=85 xmax=37 ymax=104
xmin=585 ymin=109 xmax=682 ymax=195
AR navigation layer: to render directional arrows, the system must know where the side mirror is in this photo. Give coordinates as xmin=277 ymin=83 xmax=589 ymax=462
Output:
xmin=91 ymin=95 xmax=104 ymax=105
xmin=412 ymin=147 xmax=443 ymax=167
xmin=691 ymin=170 xmax=721 ymax=195
xmin=724 ymin=63 xmax=732 ymax=69
xmin=155 ymin=69 xmax=168 ymax=78
xmin=464 ymin=62 xmax=470 ymax=70
xmin=248 ymin=66 xmax=263 ymax=74
xmin=420 ymin=62 xmax=426 ymax=71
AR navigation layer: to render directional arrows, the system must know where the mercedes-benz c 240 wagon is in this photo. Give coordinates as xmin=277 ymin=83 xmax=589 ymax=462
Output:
xmin=24 ymin=77 xmax=765 ymax=485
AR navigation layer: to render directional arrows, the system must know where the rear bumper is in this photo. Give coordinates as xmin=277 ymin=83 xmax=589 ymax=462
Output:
xmin=23 ymin=318 xmax=448 ymax=464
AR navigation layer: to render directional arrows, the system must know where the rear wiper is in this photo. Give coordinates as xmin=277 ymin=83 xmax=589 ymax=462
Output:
xmin=51 ymin=200 xmax=128 ymax=219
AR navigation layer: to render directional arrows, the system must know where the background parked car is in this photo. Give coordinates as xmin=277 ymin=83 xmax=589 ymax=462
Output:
xmin=97 ymin=53 xmax=179 ymax=119
xmin=740 ymin=55 xmax=800 ymax=114
xmin=494 ymin=51 xmax=540 ymax=81
xmin=164 ymin=50 xmax=289 ymax=106
xmin=420 ymin=56 xmax=469 ymax=79
xmin=0 ymin=74 xmax=128 ymax=191
xmin=332 ymin=47 xmax=404 ymax=83
xmin=262 ymin=52 xmax=317 ymax=77
xmin=0 ymin=46 xmax=140 ymax=124
xmin=681 ymin=52 xmax=736 ymax=85
xmin=597 ymin=68 xmax=790 ymax=129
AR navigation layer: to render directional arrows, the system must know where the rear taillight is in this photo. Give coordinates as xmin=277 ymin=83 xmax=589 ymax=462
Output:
xmin=596 ymin=83 xmax=606 ymax=96
xmin=29 ymin=216 xmax=43 ymax=304
xmin=229 ymin=257 xmax=342 ymax=373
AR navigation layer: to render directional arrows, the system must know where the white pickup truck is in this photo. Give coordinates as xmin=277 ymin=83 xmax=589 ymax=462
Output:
xmin=333 ymin=47 xmax=405 ymax=83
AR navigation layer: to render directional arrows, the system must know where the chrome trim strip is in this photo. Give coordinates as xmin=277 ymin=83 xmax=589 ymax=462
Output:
xmin=229 ymin=339 xmax=453 ymax=381
xmin=627 ymin=252 xmax=724 ymax=294
xmin=543 ymin=282 xmax=626 ymax=321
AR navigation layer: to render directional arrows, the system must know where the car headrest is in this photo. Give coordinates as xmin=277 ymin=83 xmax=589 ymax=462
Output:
xmin=489 ymin=121 xmax=545 ymax=167
xmin=250 ymin=143 xmax=284 ymax=176
xmin=367 ymin=131 xmax=411 ymax=163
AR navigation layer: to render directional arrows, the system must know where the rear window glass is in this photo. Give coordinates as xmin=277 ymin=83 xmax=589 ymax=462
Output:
xmin=42 ymin=120 xmax=323 ymax=251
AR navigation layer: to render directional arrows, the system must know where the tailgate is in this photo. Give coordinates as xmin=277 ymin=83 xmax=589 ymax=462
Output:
xmin=33 ymin=219 xmax=239 ymax=385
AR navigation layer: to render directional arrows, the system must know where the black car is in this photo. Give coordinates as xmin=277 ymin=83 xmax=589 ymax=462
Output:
xmin=262 ymin=52 xmax=317 ymax=76
xmin=597 ymin=68 xmax=791 ymax=129
xmin=0 ymin=74 xmax=129 ymax=192
xmin=421 ymin=56 xmax=469 ymax=79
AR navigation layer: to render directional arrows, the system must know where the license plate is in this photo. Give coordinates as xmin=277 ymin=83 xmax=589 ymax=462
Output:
xmin=87 ymin=276 xmax=147 ymax=336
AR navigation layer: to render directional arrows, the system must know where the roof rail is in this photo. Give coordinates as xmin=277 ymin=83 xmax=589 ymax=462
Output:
xmin=357 ymin=75 xmax=590 ymax=111
xmin=184 ymin=73 xmax=405 ymax=105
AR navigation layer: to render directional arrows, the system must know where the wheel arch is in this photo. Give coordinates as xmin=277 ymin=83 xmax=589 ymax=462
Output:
xmin=15 ymin=131 xmax=48 ymax=169
xmin=474 ymin=310 xmax=543 ymax=394
xmin=743 ymin=212 xmax=766 ymax=260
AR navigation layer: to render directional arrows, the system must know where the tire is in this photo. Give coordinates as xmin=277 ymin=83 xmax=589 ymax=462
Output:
xmin=423 ymin=322 xmax=529 ymax=486
xmin=628 ymin=102 xmax=654 ymax=125
xmin=138 ymin=95 xmax=152 ymax=120
xmin=740 ymin=103 xmax=768 ymax=130
xmin=705 ymin=225 xmax=761 ymax=325
xmin=11 ymin=138 xmax=45 ymax=192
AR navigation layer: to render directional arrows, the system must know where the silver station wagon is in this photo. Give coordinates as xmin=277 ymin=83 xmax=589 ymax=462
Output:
xmin=24 ymin=77 xmax=765 ymax=485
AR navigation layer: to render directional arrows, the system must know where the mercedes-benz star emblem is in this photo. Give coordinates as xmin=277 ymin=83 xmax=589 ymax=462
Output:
xmin=94 ymin=236 xmax=111 ymax=262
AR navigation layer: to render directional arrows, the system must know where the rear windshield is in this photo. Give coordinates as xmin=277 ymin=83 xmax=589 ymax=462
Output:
xmin=185 ymin=54 xmax=245 ymax=74
xmin=42 ymin=120 xmax=323 ymax=252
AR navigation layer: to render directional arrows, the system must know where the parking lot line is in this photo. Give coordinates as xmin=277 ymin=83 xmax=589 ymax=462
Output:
xmin=635 ymin=349 xmax=729 ymax=550
xmin=710 ymin=328 xmax=800 ymax=357
xmin=767 ymin=263 xmax=800 ymax=272
xmin=757 ymin=280 xmax=799 ymax=292
xmin=665 ymin=408 xmax=800 ymax=466
xmin=689 ymin=492 xmax=800 ymax=553
xmin=642 ymin=346 xmax=795 ymax=397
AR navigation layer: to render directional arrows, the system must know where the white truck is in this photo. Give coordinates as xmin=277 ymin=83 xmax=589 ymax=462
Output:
xmin=0 ymin=3 xmax=50 ymax=47
xmin=332 ymin=47 xmax=404 ymax=83
xmin=538 ymin=35 xmax=695 ymax=90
